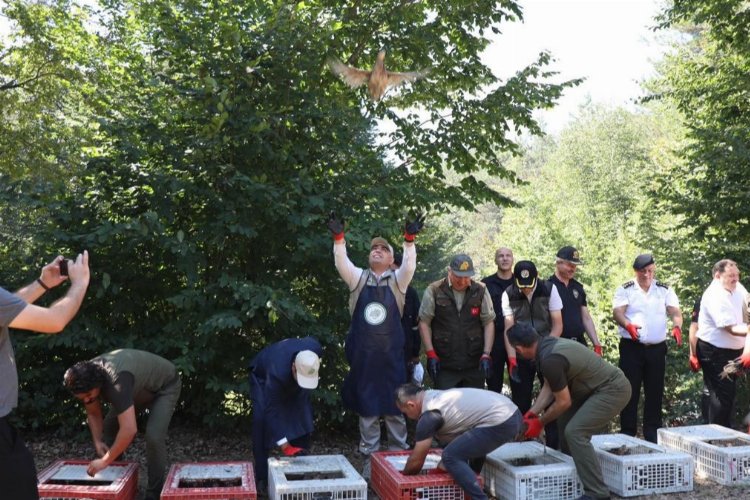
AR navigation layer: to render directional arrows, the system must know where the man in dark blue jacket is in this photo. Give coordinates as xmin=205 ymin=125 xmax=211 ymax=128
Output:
xmin=249 ymin=337 xmax=323 ymax=490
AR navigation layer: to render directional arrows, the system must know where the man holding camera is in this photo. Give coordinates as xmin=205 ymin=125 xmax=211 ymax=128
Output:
xmin=1 ymin=252 xmax=90 ymax=499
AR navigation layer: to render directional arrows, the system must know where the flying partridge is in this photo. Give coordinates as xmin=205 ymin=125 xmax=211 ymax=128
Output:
xmin=327 ymin=50 xmax=427 ymax=102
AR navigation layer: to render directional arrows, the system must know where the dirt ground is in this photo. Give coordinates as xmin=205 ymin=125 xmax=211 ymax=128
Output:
xmin=27 ymin=424 xmax=750 ymax=499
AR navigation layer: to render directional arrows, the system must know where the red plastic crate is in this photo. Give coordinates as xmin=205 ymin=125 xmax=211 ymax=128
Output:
xmin=37 ymin=459 xmax=138 ymax=500
xmin=371 ymin=450 xmax=480 ymax=500
xmin=160 ymin=461 xmax=257 ymax=499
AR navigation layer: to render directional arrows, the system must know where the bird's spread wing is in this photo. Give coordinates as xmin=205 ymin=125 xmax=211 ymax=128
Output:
xmin=386 ymin=69 xmax=429 ymax=88
xmin=327 ymin=58 xmax=370 ymax=88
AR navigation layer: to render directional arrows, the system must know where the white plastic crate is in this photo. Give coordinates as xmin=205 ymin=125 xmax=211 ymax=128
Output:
xmin=591 ymin=433 xmax=693 ymax=496
xmin=482 ymin=442 xmax=583 ymax=500
xmin=268 ymin=454 xmax=367 ymax=500
xmin=658 ymin=424 xmax=750 ymax=485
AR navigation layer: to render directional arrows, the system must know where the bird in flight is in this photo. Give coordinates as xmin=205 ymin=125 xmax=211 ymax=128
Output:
xmin=328 ymin=50 xmax=428 ymax=102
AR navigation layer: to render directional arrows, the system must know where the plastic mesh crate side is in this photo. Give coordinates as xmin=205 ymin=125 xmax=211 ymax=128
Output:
xmin=592 ymin=433 xmax=693 ymax=497
xmin=160 ymin=461 xmax=257 ymax=499
xmin=371 ymin=450 xmax=474 ymax=500
xmin=37 ymin=460 xmax=138 ymax=500
xmin=482 ymin=442 xmax=582 ymax=500
xmin=268 ymin=455 xmax=366 ymax=500
xmin=658 ymin=425 xmax=750 ymax=485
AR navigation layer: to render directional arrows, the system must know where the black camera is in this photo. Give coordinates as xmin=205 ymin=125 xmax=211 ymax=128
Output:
xmin=59 ymin=259 xmax=69 ymax=277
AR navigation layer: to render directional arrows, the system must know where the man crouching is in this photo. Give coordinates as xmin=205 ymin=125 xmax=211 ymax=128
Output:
xmin=395 ymin=383 xmax=520 ymax=500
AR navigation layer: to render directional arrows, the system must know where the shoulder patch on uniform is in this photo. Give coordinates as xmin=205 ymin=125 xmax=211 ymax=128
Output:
xmin=622 ymin=280 xmax=635 ymax=289
xmin=656 ymin=280 xmax=670 ymax=289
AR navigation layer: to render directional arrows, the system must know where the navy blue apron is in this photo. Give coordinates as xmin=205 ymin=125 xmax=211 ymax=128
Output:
xmin=341 ymin=274 xmax=406 ymax=416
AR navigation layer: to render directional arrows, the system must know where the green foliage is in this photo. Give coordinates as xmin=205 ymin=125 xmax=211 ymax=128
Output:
xmin=0 ymin=0 xmax=574 ymax=429
xmin=425 ymin=103 xmax=705 ymax=425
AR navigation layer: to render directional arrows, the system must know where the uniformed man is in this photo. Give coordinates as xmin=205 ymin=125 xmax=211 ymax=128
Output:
xmin=481 ymin=247 xmax=515 ymax=393
xmin=509 ymin=323 xmax=629 ymax=500
xmin=248 ymin=337 xmax=323 ymax=490
xmin=395 ymin=383 xmax=521 ymax=500
xmin=501 ymin=260 xmax=563 ymax=447
xmin=612 ymin=253 xmax=682 ymax=442
xmin=64 ymin=349 xmax=181 ymax=500
xmin=548 ymin=246 xmax=602 ymax=354
xmin=419 ymin=254 xmax=495 ymax=390
xmin=392 ymin=252 xmax=421 ymax=383
xmin=327 ymin=212 xmax=424 ymax=476
xmin=694 ymin=259 xmax=748 ymax=427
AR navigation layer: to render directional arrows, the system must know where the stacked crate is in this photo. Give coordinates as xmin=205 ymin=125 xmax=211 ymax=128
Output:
xmin=591 ymin=433 xmax=693 ymax=496
xmin=268 ymin=454 xmax=367 ymax=500
xmin=481 ymin=442 xmax=582 ymax=500
xmin=160 ymin=461 xmax=256 ymax=499
xmin=37 ymin=460 xmax=138 ymax=500
xmin=371 ymin=449 xmax=478 ymax=500
xmin=658 ymin=424 xmax=750 ymax=485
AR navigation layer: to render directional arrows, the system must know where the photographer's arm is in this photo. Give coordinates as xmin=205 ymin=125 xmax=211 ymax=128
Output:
xmin=10 ymin=251 xmax=89 ymax=333
xmin=15 ymin=255 xmax=67 ymax=303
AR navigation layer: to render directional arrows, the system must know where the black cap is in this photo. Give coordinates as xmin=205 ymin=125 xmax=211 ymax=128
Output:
xmin=632 ymin=253 xmax=655 ymax=270
xmin=556 ymin=246 xmax=582 ymax=265
xmin=449 ymin=254 xmax=475 ymax=277
xmin=514 ymin=260 xmax=538 ymax=288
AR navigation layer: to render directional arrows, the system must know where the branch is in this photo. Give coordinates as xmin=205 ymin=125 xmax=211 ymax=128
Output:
xmin=378 ymin=111 xmax=453 ymax=149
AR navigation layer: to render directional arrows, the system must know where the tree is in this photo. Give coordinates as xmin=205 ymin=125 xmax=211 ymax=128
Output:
xmin=1 ymin=0 xmax=577 ymax=429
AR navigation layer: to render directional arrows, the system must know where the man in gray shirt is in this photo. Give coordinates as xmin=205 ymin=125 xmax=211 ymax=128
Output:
xmin=0 ymin=251 xmax=90 ymax=499
xmin=396 ymin=383 xmax=521 ymax=500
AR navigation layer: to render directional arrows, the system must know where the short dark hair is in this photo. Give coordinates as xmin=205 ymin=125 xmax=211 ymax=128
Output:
xmin=712 ymin=259 xmax=738 ymax=275
xmin=507 ymin=323 xmax=540 ymax=348
xmin=395 ymin=382 xmax=423 ymax=406
xmin=63 ymin=361 xmax=107 ymax=394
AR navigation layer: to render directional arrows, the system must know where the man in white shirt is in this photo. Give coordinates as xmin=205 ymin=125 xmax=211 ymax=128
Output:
xmin=612 ymin=253 xmax=682 ymax=443
xmin=695 ymin=259 xmax=748 ymax=427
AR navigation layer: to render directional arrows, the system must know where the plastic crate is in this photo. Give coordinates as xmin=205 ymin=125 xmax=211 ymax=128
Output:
xmin=268 ymin=454 xmax=367 ymax=500
xmin=371 ymin=449 xmax=478 ymax=500
xmin=658 ymin=424 xmax=750 ymax=485
xmin=481 ymin=442 xmax=582 ymax=500
xmin=37 ymin=459 xmax=138 ymax=500
xmin=160 ymin=461 xmax=257 ymax=499
xmin=591 ymin=433 xmax=693 ymax=496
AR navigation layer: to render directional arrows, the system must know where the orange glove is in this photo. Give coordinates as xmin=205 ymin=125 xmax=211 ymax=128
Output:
xmin=508 ymin=357 xmax=520 ymax=384
xmin=282 ymin=445 xmax=304 ymax=456
xmin=523 ymin=410 xmax=538 ymax=420
xmin=741 ymin=352 xmax=750 ymax=369
xmin=625 ymin=323 xmax=640 ymax=341
xmin=672 ymin=326 xmax=683 ymax=346
xmin=523 ymin=416 xmax=543 ymax=438
xmin=689 ymin=355 xmax=700 ymax=372
xmin=593 ymin=345 xmax=603 ymax=357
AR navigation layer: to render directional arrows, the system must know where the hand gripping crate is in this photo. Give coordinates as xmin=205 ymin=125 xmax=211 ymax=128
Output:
xmin=268 ymin=454 xmax=367 ymax=500
xmin=37 ymin=459 xmax=138 ymax=500
xmin=481 ymin=442 xmax=582 ymax=500
xmin=657 ymin=424 xmax=750 ymax=485
xmin=591 ymin=433 xmax=693 ymax=496
xmin=371 ymin=449 xmax=480 ymax=500
xmin=160 ymin=461 xmax=257 ymax=499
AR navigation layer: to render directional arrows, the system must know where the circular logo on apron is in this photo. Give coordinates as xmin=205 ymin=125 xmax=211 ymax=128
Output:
xmin=364 ymin=302 xmax=387 ymax=325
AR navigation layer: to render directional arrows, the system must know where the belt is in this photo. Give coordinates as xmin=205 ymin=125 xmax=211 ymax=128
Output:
xmin=620 ymin=337 xmax=666 ymax=347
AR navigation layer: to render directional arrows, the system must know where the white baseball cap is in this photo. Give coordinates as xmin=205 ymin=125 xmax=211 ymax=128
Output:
xmin=294 ymin=350 xmax=321 ymax=389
